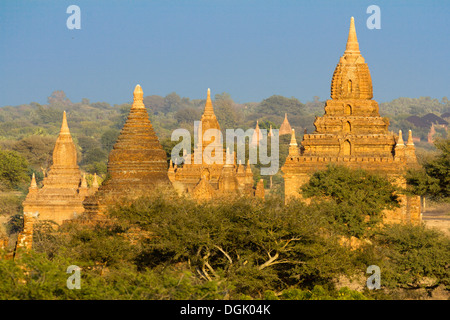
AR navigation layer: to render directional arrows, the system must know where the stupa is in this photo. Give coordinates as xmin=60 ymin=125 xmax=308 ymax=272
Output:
xmin=281 ymin=17 xmax=420 ymax=224
xmin=83 ymin=85 xmax=172 ymax=215
xmin=279 ymin=113 xmax=292 ymax=136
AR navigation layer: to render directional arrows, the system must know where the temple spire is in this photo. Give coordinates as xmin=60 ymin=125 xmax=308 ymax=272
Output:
xmin=290 ymin=129 xmax=297 ymax=146
xmin=204 ymin=88 xmax=215 ymax=116
xmin=92 ymin=173 xmax=99 ymax=189
xmin=289 ymin=129 xmax=300 ymax=156
xmin=30 ymin=173 xmax=37 ymax=189
xmin=132 ymin=84 xmax=145 ymax=109
xmin=345 ymin=17 xmax=360 ymax=54
xmin=407 ymin=129 xmax=414 ymax=146
xmin=80 ymin=173 xmax=88 ymax=188
xmin=60 ymin=111 xmax=70 ymax=135
xmin=279 ymin=113 xmax=292 ymax=135
xmin=397 ymin=130 xmax=405 ymax=146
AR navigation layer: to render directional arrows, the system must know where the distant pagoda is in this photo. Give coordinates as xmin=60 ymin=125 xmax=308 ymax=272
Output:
xmin=168 ymin=88 xmax=258 ymax=200
xmin=83 ymin=85 xmax=172 ymax=216
xmin=282 ymin=17 xmax=420 ymax=224
xmin=279 ymin=113 xmax=292 ymax=136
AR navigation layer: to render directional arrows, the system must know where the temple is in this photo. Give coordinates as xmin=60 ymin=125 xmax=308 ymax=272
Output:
xmin=21 ymin=111 xmax=91 ymax=225
xmin=168 ymin=88 xmax=259 ymax=200
xmin=279 ymin=113 xmax=292 ymax=136
xmin=282 ymin=17 xmax=421 ymax=224
xmin=83 ymin=85 xmax=172 ymax=216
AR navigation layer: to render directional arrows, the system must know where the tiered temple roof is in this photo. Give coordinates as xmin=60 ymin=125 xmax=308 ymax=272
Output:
xmin=282 ymin=17 xmax=420 ymax=224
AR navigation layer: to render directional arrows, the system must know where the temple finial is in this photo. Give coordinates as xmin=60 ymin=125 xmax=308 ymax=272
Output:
xmin=30 ymin=173 xmax=37 ymax=189
xmin=397 ymin=130 xmax=405 ymax=146
xmin=204 ymin=88 xmax=215 ymax=115
xmin=60 ymin=111 xmax=70 ymax=134
xmin=81 ymin=173 xmax=88 ymax=188
xmin=289 ymin=129 xmax=300 ymax=157
xmin=407 ymin=129 xmax=414 ymax=146
xmin=132 ymin=84 xmax=145 ymax=109
xmin=92 ymin=173 xmax=99 ymax=189
xmin=290 ymin=129 xmax=297 ymax=146
xmin=345 ymin=16 xmax=360 ymax=53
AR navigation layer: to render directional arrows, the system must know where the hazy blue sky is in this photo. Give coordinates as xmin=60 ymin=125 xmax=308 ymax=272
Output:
xmin=0 ymin=0 xmax=448 ymax=107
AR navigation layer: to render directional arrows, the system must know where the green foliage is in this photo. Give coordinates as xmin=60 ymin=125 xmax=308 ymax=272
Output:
xmin=10 ymin=135 xmax=56 ymax=169
xmin=257 ymin=95 xmax=304 ymax=118
xmin=100 ymin=129 xmax=120 ymax=152
xmin=0 ymin=149 xmax=30 ymax=190
xmin=380 ymin=96 xmax=450 ymax=117
xmin=0 ymin=194 xmax=23 ymax=217
xmin=406 ymin=137 xmax=450 ymax=200
xmin=265 ymin=286 xmax=369 ymax=300
xmin=175 ymin=107 xmax=201 ymax=124
xmin=105 ymin=194 xmax=357 ymax=297
xmin=373 ymin=224 xmax=450 ymax=289
xmin=301 ymin=165 xmax=400 ymax=238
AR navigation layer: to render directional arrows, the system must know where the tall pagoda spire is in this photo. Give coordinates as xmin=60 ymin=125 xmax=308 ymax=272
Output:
xmin=60 ymin=111 xmax=71 ymax=135
xmin=204 ymin=88 xmax=215 ymax=116
xmin=52 ymin=111 xmax=78 ymax=170
xmin=345 ymin=17 xmax=360 ymax=54
xmin=330 ymin=17 xmax=373 ymax=100
xmin=199 ymin=88 xmax=221 ymax=150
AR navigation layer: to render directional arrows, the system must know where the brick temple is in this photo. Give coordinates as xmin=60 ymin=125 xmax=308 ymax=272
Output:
xmin=168 ymin=88 xmax=259 ymax=200
xmin=282 ymin=17 xmax=421 ymax=224
xmin=83 ymin=84 xmax=172 ymax=216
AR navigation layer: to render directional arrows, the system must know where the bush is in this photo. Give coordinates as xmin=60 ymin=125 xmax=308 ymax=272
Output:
xmin=301 ymin=165 xmax=400 ymax=238
xmin=373 ymin=223 xmax=450 ymax=289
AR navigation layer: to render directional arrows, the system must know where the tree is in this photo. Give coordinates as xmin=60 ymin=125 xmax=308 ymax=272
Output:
xmin=100 ymin=129 xmax=120 ymax=152
xmin=0 ymin=150 xmax=30 ymax=190
xmin=106 ymin=194 xmax=354 ymax=296
xmin=301 ymin=165 xmax=400 ymax=238
xmin=257 ymin=95 xmax=304 ymax=118
xmin=174 ymin=107 xmax=201 ymax=124
xmin=406 ymin=137 xmax=450 ymax=200
xmin=373 ymin=224 xmax=450 ymax=289
xmin=11 ymin=135 xmax=56 ymax=169
xmin=47 ymin=90 xmax=72 ymax=108
xmin=163 ymin=92 xmax=182 ymax=113
xmin=143 ymin=95 xmax=165 ymax=114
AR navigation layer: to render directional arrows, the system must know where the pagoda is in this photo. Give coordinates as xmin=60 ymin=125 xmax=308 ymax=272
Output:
xmin=83 ymin=85 xmax=172 ymax=215
xmin=168 ymin=88 xmax=256 ymax=200
xmin=22 ymin=111 xmax=89 ymax=225
xmin=279 ymin=113 xmax=292 ymax=136
xmin=282 ymin=17 xmax=420 ymax=224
